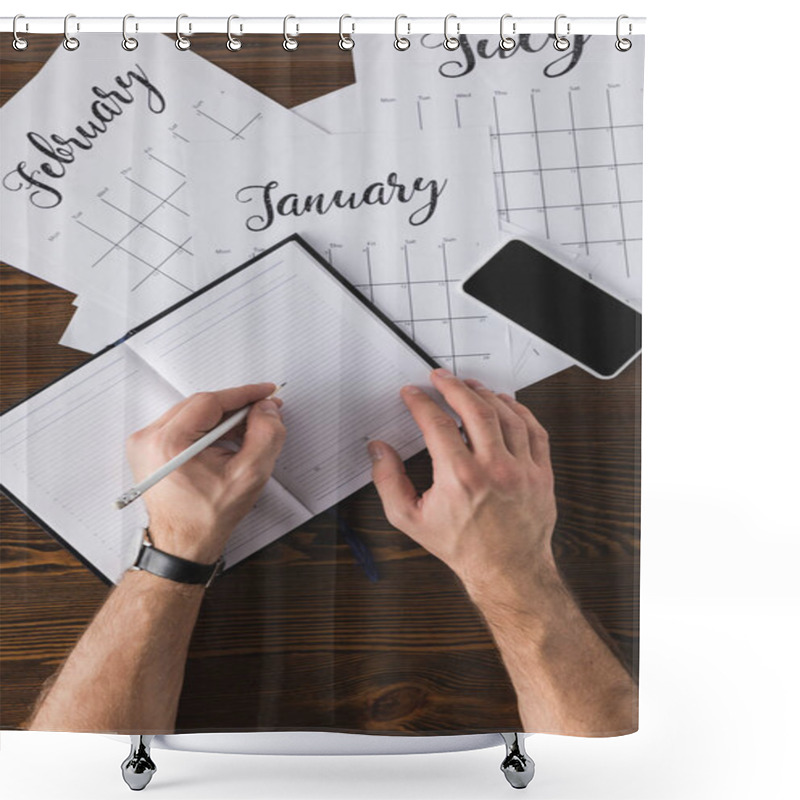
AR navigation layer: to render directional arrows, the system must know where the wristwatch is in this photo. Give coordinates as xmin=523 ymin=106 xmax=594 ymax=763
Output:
xmin=130 ymin=528 xmax=225 ymax=589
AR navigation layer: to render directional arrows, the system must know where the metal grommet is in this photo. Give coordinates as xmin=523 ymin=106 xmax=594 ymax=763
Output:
xmin=443 ymin=13 xmax=460 ymax=50
xmin=63 ymin=13 xmax=80 ymax=51
xmin=339 ymin=14 xmax=354 ymax=50
xmin=553 ymin=14 xmax=570 ymax=51
xmin=122 ymin=14 xmax=138 ymax=51
xmin=283 ymin=15 xmax=299 ymax=51
xmin=226 ymin=15 xmax=242 ymax=50
xmin=394 ymin=14 xmax=410 ymax=50
xmin=175 ymin=13 xmax=191 ymax=50
xmin=499 ymin=13 xmax=515 ymax=51
xmin=615 ymin=15 xmax=632 ymax=51
xmin=12 ymin=14 xmax=28 ymax=51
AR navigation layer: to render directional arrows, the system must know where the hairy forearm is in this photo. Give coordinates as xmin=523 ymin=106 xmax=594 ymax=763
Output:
xmin=469 ymin=564 xmax=637 ymax=736
xmin=26 ymin=569 xmax=205 ymax=734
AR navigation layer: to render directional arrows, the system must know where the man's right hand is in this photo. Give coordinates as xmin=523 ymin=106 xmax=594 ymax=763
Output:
xmin=126 ymin=383 xmax=286 ymax=566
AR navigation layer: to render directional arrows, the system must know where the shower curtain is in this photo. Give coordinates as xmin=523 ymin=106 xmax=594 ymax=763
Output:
xmin=0 ymin=28 xmax=643 ymax=738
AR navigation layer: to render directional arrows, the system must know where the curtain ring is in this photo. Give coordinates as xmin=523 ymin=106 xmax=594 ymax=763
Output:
xmin=12 ymin=14 xmax=28 ymax=51
xmin=283 ymin=15 xmax=299 ymax=51
xmin=553 ymin=14 xmax=570 ymax=51
xmin=499 ymin=14 xmax=516 ymax=51
xmin=339 ymin=14 xmax=355 ymax=50
xmin=394 ymin=14 xmax=410 ymax=50
xmin=122 ymin=14 xmax=138 ymax=51
xmin=175 ymin=13 xmax=191 ymax=50
xmin=63 ymin=13 xmax=80 ymax=51
xmin=226 ymin=15 xmax=242 ymax=50
xmin=615 ymin=15 xmax=633 ymax=51
xmin=443 ymin=14 xmax=460 ymax=50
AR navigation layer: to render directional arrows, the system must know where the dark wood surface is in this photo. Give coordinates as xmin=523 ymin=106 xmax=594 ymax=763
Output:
xmin=0 ymin=34 xmax=639 ymax=734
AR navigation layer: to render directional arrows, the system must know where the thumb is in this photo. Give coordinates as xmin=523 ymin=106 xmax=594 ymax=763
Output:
xmin=229 ymin=400 xmax=287 ymax=486
xmin=368 ymin=440 xmax=419 ymax=530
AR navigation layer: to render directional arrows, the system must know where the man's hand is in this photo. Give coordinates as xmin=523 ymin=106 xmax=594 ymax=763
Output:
xmin=368 ymin=368 xmax=637 ymax=735
xmin=126 ymin=383 xmax=286 ymax=565
xmin=26 ymin=383 xmax=286 ymax=733
xmin=367 ymin=367 xmax=558 ymax=607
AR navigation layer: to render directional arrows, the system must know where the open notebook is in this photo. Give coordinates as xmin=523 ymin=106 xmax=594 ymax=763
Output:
xmin=0 ymin=235 xmax=440 ymax=585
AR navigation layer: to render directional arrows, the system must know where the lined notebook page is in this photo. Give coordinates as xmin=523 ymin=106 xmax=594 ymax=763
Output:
xmin=127 ymin=237 xmax=440 ymax=514
xmin=0 ymin=345 xmax=311 ymax=584
xmin=0 ymin=347 xmax=172 ymax=583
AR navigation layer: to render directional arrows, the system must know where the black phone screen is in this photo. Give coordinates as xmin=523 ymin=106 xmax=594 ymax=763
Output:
xmin=463 ymin=240 xmax=641 ymax=378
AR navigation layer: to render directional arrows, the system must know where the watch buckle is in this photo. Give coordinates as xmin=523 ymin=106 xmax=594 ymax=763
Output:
xmin=205 ymin=556 xmax=226 ymax=589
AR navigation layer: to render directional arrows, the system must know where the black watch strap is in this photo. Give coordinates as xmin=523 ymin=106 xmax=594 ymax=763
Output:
xmin=131 ymin=529 xmax=224 ymax=588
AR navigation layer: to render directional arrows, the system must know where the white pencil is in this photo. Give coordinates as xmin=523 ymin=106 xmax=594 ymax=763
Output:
xmin=114 ymin=383 xmax=285 ymax=510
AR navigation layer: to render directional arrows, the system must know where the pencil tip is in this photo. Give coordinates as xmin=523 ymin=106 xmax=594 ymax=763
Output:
xmin=114 ymin=499 xmax=126 ymax=509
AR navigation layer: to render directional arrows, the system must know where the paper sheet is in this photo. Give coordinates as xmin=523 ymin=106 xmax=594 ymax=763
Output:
xmin=188 ymin=129 xmax=515 ymax=389
xmin=293 ymin=83 xmax=365 ymax=134
xmin=0 ymin=33 xmax=319 ymax=311
xmin=350 ymin=34 xmax=645 ymax=305
xmin=295 ymin=35 xmax=644 ymax=388
xmin=0 ymin=342 xmax=312 ymax=584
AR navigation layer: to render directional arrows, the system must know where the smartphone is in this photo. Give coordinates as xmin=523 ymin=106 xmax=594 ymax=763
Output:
xmin=462 ymin=239 xmax=641 ymax=380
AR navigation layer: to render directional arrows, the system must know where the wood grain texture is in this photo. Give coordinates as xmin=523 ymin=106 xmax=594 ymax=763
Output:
xmin=0 ymin=33 xmax=639 ymax=734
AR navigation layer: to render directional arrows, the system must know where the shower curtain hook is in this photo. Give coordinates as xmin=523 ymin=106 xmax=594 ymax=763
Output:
xmin=283 ymin=15 xmax=299 ymax=50
xmin=615 ymin=15 xmax=633 ymax=51
xmin=443 ymin=14 xmax=460 ymax=51
xmin=175 ymin=13 xmax=191 ymax=50
xmin=63 ymin=14 xmax=80 ymax=51
xmin=226 ymin=15 xmax=242 ymax=50
xmin=553 ymin=14 xmax=571 ymax=51
xmin=499 ymin=14 xmax=516 ymax=51
xmin=12 ymin=14 xmax=28 ymax=51
xmin=339 ymin=14 xmax=355 ymax=50
xmin=394 ymin=14 xmax=411 ymax=50
xmin=122 ymin=14 xmax=138 ymax=51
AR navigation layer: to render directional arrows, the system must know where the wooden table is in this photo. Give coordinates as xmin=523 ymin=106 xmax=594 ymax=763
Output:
xmin=0 ymin=34 xmax=639 ymax=734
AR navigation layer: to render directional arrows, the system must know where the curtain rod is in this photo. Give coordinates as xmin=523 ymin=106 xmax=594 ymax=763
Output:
xmin=1 ymin=16 xmax=646 ymax=36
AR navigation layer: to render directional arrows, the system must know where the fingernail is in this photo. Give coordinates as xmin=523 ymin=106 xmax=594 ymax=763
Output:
xmin=367 ymin=441 xmax=383 ymax=461
xmin=433 ymin=367 xmax=453 ymax=378
xmin=258 ymin=399 xmax=280 ymax=416
xmin=402 ymin=384 xmax=422 ymax=395
xmin=465 ymin=378 xmax=485 ymax=390
xmin=498 ymin=393 xmax=515 ymax=403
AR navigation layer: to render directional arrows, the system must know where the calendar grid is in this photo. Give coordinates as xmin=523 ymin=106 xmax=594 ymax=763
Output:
xmin=74 ymin=151 xmax=193 ymax=294
xmin=488 ymin=86 xmax=643 ymax=290
xmin=606 ymin=87 xmax=632 ymax=278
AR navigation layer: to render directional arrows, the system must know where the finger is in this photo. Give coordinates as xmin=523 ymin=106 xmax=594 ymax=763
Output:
xmin=226 ymin=399 xmax=287 ymax=487
xmin=400 ymin=385 xmax=469 ymax=464
xmin=222 ymin=397 xmax=284 ymax=443
xmin=498 ymin=393 xmax=552 ymax=468
xmin=163 ymin=383 xmax=278 ymax=447
xmin=368 ymin=440 xmax=420 ymax=529
xmin=464 ymin=379 xmax=530 ymax=458
xmin=430 ymin=368 xmax=506 ymax=455
xmin=154 ymin=382 xmax=277 ymax=431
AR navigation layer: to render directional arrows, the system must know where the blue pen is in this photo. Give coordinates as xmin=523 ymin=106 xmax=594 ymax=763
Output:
xmin=324 ymin=508 xmax=379 ymax=583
